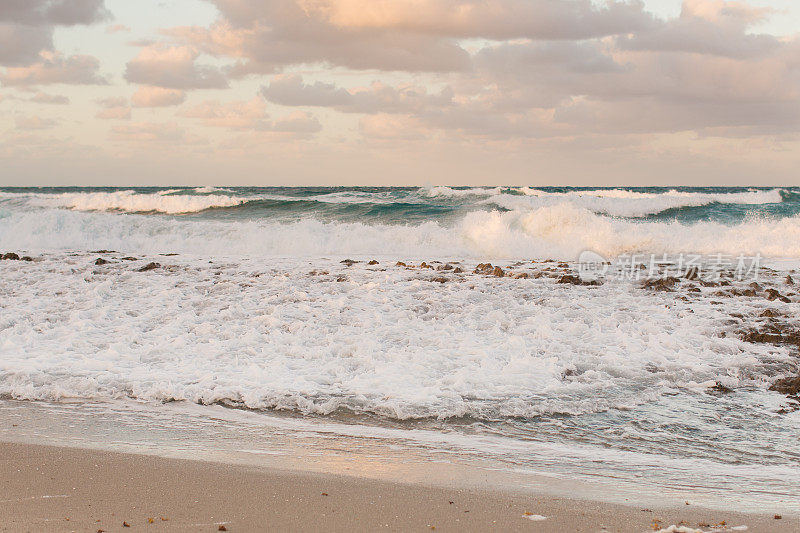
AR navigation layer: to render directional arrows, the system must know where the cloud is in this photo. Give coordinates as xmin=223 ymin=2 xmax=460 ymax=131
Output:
xmin=95 ymin=96 xmax=130 ymax=120
xmin=266 ymin=111 xmax=322 ymax=134
xmin=0 ymin=24 xmax=53 ymax=66
xmin=111 ymin=121 xmax=185 ymax=143
xmin=96 ymin=107 xmax=131 ymax=120
xmin=181 ymin=98 xmax=268 ymax=129
xmin=15 ymin=115 xmax=58 ymax=130
xmin=181 ymin=98 xmax=322 ymax=135
xmin=261 ymin=74 xmax=453 ymax=113
xmin=294 ymin=0 xmax=655 ymax=40
xmin=106 ymin=23 xmax=130 ymax=34
xmin=359 ymin=114 xmax=430 ymax=140
xmin=30 ymin=92 xmax=69 ymax=104
xmin=261 ymin=74 xmax=352 ymax=107
xmin=0 ymin=0 xmax=109 ymax=26
xmin=0 ymin=51 xmax=105 ymax=86
xmin=165 ymin=0 xmax=657 ymax=75
xmin=618 ymin=0 xmax=781 ymax=58
xmin=0 ymin=0 xmax=108 ymax=68
xmin=124 ymin=44 xmax=228 ymax=89
xmin=131 ymin=86 xmax=186 ymax=107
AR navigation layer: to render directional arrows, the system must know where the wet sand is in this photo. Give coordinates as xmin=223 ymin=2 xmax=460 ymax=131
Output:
xmin=0 ymin=441 xmax=795 ymax=532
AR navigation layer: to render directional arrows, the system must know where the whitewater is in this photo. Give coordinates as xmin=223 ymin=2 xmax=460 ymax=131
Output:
xmin=1 ymin=186 xmax=799 ymax=259
xmin=1 ymin=185 xmax=800 ymax=510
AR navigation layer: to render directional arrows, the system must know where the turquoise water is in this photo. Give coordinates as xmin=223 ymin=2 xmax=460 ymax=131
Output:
xmin=2 ymin=186 xmax=798 ymax=225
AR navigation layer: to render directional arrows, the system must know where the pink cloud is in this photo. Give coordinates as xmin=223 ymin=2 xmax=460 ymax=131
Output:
xmin=124 ymin=44 xmax=227 ymax=89
xmin=132 ymin=86 xmax=186 ymax=107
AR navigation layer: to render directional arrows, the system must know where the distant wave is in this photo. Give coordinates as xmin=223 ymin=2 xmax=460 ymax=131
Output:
xmin=3 ymin=201 xmax=800 ymax=259
xmin=10 ymin=190 xmax=250 ymax=214
xmin=0 ymin=186 xmax=790 ymax=219
xmin=421 ymin=186 xmax=786 ymax=218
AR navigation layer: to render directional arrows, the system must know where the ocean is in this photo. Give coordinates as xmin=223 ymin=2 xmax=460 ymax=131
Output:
xmin=1 ymin=186 xmax=799 ymax=511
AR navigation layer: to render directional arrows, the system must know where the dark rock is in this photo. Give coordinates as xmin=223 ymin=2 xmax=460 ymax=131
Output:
xmin=557 ymin=262 xmax=569 ymax=269
xmin=92 ymin=250 xmax=116 ymax=254
xmin=120 ymin=257 xmax=137 ymax=261
xmin=766 ymin=289 xmax=791 ymax=303
xmin=473 ymin=263 xmax=494 ymax=275
xmin=335 ymin=275 xmax=348 ymax=282
xmin=396 ymin=261 xmax=407 ymax=267
xmin=687 ymin=286 xmax=701 ymax=293
xmin=699 ymin=280 xmax=719 ymax=287
xmin=340 ymin=259 xmax=357 ymax=266
xmin=741 ymin=289 xmax=758 ymax=297
xmin=558 ymin=275 xmax=601 ymax=286
xmin=437 ymin=264 xmax=454 ymax=271
xmin=742 ymin=329 xmax=800 ymax=346
xmin=749 ymin=282 xmax=762 ymax=291
xmin=95 ymin=258 xmax=110 ymax=265
xmin=160 ymin=253 xmax=179 ymax=257
xmin=491 ymin=266 xmax=505 ymax=277
xmin=785 ymin=275 xmax=794 ymax=286
xmin=642 ymin=277 xmax=679 ymax=291
xmin=430 ymin=276 xmax=449 ymax=284
xmin=710 ymin=382 xmax=733 ymax=394
xmin=769 ymin=375 xmax=800 ymax=397
xmin=453 ymin=267 xmax=464 ymax=274
xmin=1 ymin=252 xmax=20 ymax=260
xmin=685 ymin=267 xmax=700 ymax=280
xmin=510 ymin=272 xmax=530 ymax=279
xmin=137 ymin=262 xmax=160 ymax=272
xmin=760 ymin=309 xmax=781 ymax=318
xmin=420 ymin=262 xmax=433 ymax=269
xmin=20 ymin=256 xmax=33 ymax=261
xmin=368 ymin=260 xmax=379 ymax=265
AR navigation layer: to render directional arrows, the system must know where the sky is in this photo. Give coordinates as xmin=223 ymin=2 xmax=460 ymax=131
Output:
xmin=1 ymin=0 xmax=799 ymax=186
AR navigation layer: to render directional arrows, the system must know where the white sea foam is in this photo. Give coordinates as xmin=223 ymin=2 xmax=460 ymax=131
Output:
xmin=0 ymin=255 xmax=792 ymax=420
xmin=420 ymin=186 xmax=784 ymax=217
xmin=2 ymin=201 xmax=800 ymax=259
xmin=488 ymin=188 xmax=785 ymax=217
xmin=5 ymin=190 xmax=248 ymax=214
xmin=193 ymin=186 xmax=234 ymax=194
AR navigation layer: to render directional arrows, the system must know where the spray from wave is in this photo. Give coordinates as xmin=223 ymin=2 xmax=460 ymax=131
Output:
xmin=2 ymin=199 xmax=800 ymax=259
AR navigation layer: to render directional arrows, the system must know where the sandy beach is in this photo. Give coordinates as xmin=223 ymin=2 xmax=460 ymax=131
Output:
xmin=0 ymin=441 xmax=794 ymax=533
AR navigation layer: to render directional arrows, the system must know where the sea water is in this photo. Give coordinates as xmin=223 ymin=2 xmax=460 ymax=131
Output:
xmin=1 ymin=186 xmax=799 ymax=510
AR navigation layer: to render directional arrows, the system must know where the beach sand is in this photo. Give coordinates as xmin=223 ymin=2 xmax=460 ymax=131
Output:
xmin=0 ymin=441 xmax=794 ymax=533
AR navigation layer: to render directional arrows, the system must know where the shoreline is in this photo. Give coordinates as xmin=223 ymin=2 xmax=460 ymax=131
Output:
xmin=2 ymin=440 xmax=795 ymax=533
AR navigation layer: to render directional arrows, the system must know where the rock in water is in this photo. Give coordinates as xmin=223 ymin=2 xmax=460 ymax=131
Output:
xmin=473 ymin=263 xmax=494 ymax=275
xmin=641 ymin=277 xmax=679 ymax=291
xmin=770 ymin=375 xmax=800 ymax=397
xmin=766 ymin=289 xmax=791 ymax=303
xmin=95 ymin=258 xmax=110 ymax=265
xmin=1 ymin=252 xmax=20 ymax=260
xmin=138 ymin=262 xmax=160 ymax=272
xmin=558 ymin=275 xmax=601 ymax=286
